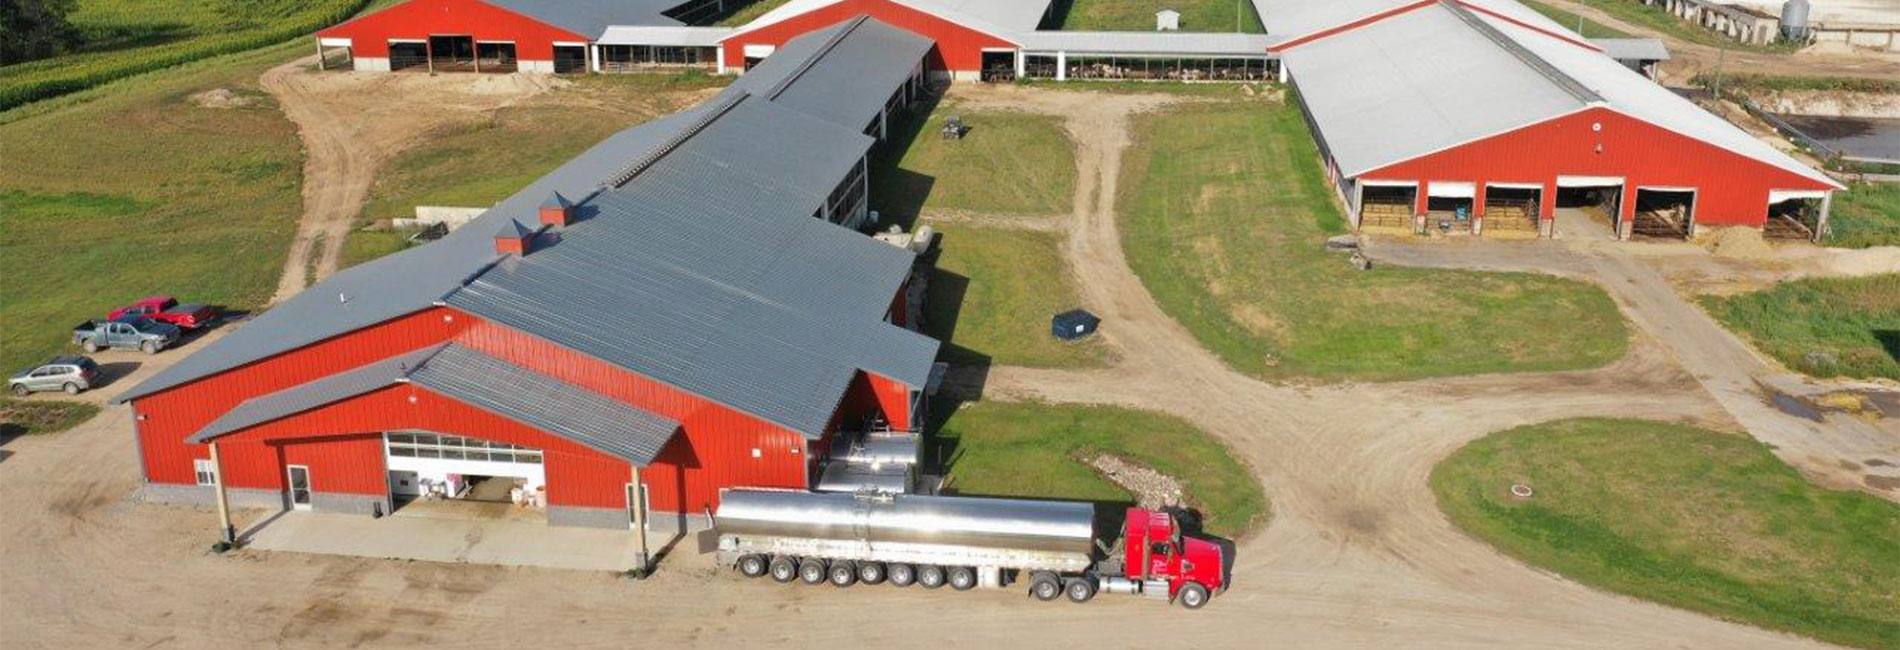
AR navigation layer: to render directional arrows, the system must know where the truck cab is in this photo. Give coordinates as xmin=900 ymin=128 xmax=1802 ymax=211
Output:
xmin=1120 ymin=507 xmax=1225 ymax=608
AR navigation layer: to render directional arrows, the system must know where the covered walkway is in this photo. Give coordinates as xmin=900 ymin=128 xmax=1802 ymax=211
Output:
xmin=242 ymin=510 xmax=705 ymax=572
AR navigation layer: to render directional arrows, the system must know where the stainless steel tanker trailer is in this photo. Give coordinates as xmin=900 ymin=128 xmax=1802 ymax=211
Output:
xmin=712 ymin=489 xmax=1228 ymax=608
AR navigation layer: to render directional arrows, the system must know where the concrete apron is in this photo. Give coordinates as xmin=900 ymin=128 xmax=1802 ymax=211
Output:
xmin=241 ymin=509 xmax=711 ymax=572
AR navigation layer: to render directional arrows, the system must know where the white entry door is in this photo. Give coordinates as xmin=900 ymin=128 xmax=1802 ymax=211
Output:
xmin=287 ymin=465 xmax=312 ymax=510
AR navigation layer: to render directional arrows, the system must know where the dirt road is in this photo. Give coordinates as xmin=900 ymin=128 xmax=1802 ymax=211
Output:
xmin=1536 ymin=0 xmax=1900 ymax=83
xmin=259 ymin=58 xmax=563 ymax=303
xmin=0 ymin=85 xmax=1873 ymax=648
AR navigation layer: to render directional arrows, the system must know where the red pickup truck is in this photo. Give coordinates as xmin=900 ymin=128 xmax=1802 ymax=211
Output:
xmin=109 ymin=296 xmax=217 ymax=329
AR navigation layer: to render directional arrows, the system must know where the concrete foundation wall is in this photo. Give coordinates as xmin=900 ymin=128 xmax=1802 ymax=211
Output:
xmin=140 ymin=482 xmax=286 ymax=510
xmin=355 ymin=57 xmax=392 ymax=72
xmin=518 ymin=60 xmax=555 ymax=73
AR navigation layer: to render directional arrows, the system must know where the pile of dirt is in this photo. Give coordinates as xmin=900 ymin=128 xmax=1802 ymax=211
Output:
xmin=1702 ymin=226 xmax=1775 ymax=260
xmin=189 ymin=88 xmax=255 ymax=109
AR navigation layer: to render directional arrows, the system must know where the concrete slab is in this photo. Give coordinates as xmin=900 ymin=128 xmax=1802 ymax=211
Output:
xmin=243 ymin=511 xmax=648 ymax=572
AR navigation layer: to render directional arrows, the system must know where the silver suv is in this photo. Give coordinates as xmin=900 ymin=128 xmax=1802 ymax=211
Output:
xmin=9 ymin=355 xmax=100 ymax=396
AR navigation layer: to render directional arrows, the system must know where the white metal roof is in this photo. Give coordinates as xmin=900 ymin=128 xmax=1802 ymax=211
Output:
xmin=1250 ymin=0 xmax=1585 ymax=45
xmin=1282 ymin=4 xmax=1589 ymax=177
xmin=597 ymin=25 xmax=735 ymax=47
xmin=1017 ymin=31 xmax=1279 ymax=54
xmin=1590 ymin=37 xmax=1671 ymax=61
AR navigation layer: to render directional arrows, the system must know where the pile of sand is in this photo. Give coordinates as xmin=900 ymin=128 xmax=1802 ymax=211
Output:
xmin=1703 ymin=226 xmax=1776 ymax=260
xmin=189 ymin=88 xmax=254 ymax=108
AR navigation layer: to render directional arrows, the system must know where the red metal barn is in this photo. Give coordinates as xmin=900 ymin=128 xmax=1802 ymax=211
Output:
xmin=314 ymin=0 xmax=636 ymax=73
xmin=719 ymin=0 xmax=1017 ymax=78
xmin=120 ymin=31 xmax=940 ymax=535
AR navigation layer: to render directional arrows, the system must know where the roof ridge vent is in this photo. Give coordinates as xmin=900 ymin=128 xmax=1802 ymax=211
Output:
xmin=764 ymin=15 xmax=868 ymax=101
xmin=602 ymin=91 xmax=749 ymax=189
xmin=1444 ymin=1 xmax=1602 ymax=105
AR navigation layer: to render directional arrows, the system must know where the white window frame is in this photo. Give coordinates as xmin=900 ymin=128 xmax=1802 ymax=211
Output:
xmin=194 ymin=458 xmax=218 ymax=486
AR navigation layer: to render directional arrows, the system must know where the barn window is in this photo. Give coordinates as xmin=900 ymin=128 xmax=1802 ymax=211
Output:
xmin=194 ymin=458 xmax=218 ymax=486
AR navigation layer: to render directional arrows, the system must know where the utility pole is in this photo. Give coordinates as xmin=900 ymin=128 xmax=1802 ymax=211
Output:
xmin=1712 ymin=43 xmax=1727 ymax=99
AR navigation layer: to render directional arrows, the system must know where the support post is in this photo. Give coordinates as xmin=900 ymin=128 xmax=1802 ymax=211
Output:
xmin=316 ymin=38 xmax=326 ymax=71
xmin=630 ymin=464 xmax=650 ymax=575
xmin=210 ymin=442 xmax=235 ymax=545
xmin=1814 ymin=191 xmax=1833 ymax=243
xmin=1055 ymin=51 xmax=1067 ymax=81
xmin=1014 ymin=50 xmax=1026 ymax=79
xmin=425 ymin=38 xmax=434 ymax=74
xmin=473 ymin=42 xmax=481 ymax=73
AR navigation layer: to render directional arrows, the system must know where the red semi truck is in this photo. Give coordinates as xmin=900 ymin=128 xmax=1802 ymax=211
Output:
xmin=713 ymin=489 xmax=1228 ymax=608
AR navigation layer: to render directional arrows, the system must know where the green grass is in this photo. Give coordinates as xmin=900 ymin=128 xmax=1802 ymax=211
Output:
xmin=1693 ymin=73 xmax=1900 ymax=95
xmin=1554 ymin=0 xmax=1796 ymax=52
xmin=1119 ymin=99 xmax=1629 ymax=381
xmin=0 ymin=43 xmax=308 ymax=374
xmin=1700 ymin=274 xmax=1900 ymax=381
xmin=1431 ymin=418 xmax=1900 ymax=649
xmin=0 ymin=0 xmax=368 ymax=112
xmin=937 ymin=401 xmax=1266 ymax=538
xmin=1827 ymin=183 xmax=1900 ymax=249
xmin=353 ymin=72 xmax=726 ymax=265
xmin=715 ymin=0 xmax=794 ymax=26
xmin=871 ymin=106 xmax=1077 ymax=219
xmin=1057 ymin=0 xmax=1263 ymax=33
xmin=925 ymin=225 xmax=1106 ymax=368
xmin=0 ymin=398 xmax=102 ymax=437
xmin=1520 ymin=0 xmax=1631 ymax=38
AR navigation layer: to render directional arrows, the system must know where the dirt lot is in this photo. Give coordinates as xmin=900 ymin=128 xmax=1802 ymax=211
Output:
xmin=1534 ymin=0 xmax=1900 ymax=85
xmin=7 ymin=82 xmax=1887 ymax=648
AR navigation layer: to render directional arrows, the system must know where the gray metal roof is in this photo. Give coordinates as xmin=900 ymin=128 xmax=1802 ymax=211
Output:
xmin=445 ymin=91 xmax=937 ymax=438
xmin=186 ymin=346 xmax=442 ymax=444
xmin=1589 ymin=37 xmax=1671 ymax=61
xmin=407 ymin=344 xmax=681 ymax=464
xmin=598 ymin=25 xmax=734 ymax=47
xmin=725 ymin=17 xmax=935 ymax=132
xmin=186 ymin=344 xmax=680 ymax=465
xmin=484 ymin=0 xmax=686 ymax=37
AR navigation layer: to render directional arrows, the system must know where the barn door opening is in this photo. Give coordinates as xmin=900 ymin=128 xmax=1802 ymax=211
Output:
xmin=1358 ymin=183 xmax=1417 ymax=232
xmin=429 ymin=35 xmax=475 ymax=72
xmin=1631 ymin=188 xmax=1695 ymax=240
xmin=389 ymin=41 xmax=429 ymax=71
xmin=287 ymin=465 xmax=312 ymax=511
xmin=1765 ymin=193 xmax=1826 ymax=241
xmin=1554 ymin=178 xmax=1623 ymax=240
xmin=1483 ymin=185 xmax=1541 ymax=238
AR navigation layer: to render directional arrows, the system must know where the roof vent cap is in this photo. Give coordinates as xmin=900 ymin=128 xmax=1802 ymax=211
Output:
xmin=539 ymin=191 xmax=575 ymax=227
xmin=495 ymin=219 xmax=536 ymax=256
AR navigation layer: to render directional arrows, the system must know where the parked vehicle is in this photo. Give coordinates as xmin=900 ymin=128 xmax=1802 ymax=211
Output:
xmin=714 ymin=489 xmax=1227 ymax=608
xmin=109 ymin=296 xmax=217 ymax=329
xmin=73 ymin=317 xmax=180 ymax=354
xmin=9 ymin=355 xmax=100 ymax=396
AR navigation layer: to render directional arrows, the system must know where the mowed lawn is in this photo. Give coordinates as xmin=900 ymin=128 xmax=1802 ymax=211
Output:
xmin=1701 ymin=274 xmax=1900 ymax=380
xmin=1120 ymin=99 xmax=1628 ymax=381
xmin=0 ymin=44 xmax=306 ymax=370
xmin=1826 ymin=182 xmax=1900 ymax=249
xmin=1520 ymin=0 xmax=1631 ymax=37
xmin=871 ymin=105 xmax=1077 ymax=221
xmin=925 ymin=225 xmax=1106 ymax=368
xmin=1432 ymin=418 xmax=1900 ymax=649
xmin=1057 ymin=0 xmax=1263 ymax=33
xmin=0 ymin=0 xmax=368 ymax=112
xmin=937 ymin=401 xmax=1265 ymax=538
xmin=346 ymin=73 xmax=727 ymax=268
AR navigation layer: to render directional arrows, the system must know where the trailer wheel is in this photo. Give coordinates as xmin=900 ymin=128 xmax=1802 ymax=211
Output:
xmin=888 ymin=563 xmax=916 ymax=587
xmin=798 ymin=558 xmax=827 ymax=585
xmin=917 ymin=565 xmax=946 ymax=589
xmin=857 ymin=562 xmax=886 ymax=585
xmin=1064 ymin=578 xmax=1096 ymax=603
xmin=737 ymin=554 xmax=768 ymax=578
xmin=768 ymin=556 xmax=798 ymax=583
xmin=828 ymin=561 xmax=858 ymax=587
xmin=1176 ymin=583 xmax=1210 ymax=609
xmin=1029 ymin=573 xmax=1062 ymax=601
xmin=947 ymin=566 xmax=977 ymax=591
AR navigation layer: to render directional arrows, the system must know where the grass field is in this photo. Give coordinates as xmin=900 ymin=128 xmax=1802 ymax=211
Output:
xmin=0 ymin=0 xmax=368 ymax=112
xmin=1119 ymin=99 xmax=1629 ymax=381
xmin=715 ymin=0 xmax=794 ymax=26
xmin=347 ymin=72 xmax=727 ymax=268
xmin=1700 ymin=274 xmax=1900 ymax=381
xmin=936 ymin=401 xmax=1266 ymax=538
xmin=1520 ymin=0 xmax=1631 ymax=38
xmin=925 ymin=225 xmax=1106 ymax=368
xmin=0 ymin=398 xmax=102 ymax=437
xmin=871 ymin=106 xmax=1078 ymax=220
xmin=1552 ymin=0 xmax=1796 ymax=52
xmin=0 ymin=43 xmax=306 ymax=373
xmin=1431 ymin=418 xmax=1900 ymax=649
xmin=1826 ymin=182 xmax=1900 ymax=249
xmin=1056 ymin=0 xmax=1263 ymax=33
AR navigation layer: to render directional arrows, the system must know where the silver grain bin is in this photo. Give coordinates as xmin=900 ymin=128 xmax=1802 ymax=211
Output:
xmin=1780 ymin=0 xmax=1810 ymax=40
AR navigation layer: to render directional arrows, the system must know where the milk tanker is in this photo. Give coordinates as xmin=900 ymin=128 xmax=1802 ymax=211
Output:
xmin=713 ymin=489 xmax=1227 ymax=608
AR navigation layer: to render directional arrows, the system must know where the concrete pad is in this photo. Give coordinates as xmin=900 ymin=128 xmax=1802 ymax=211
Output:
xmin=243 ymin=511 xmax=648 ymax=572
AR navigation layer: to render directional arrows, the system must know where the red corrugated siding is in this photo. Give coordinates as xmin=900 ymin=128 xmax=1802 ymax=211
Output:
xmin=1360 ymin=107 xmax=1836 ymax=227
xmin=134 ymin=307 xmax=466 ymax=487
xmin=867 ymin=372 xmax=913 ymax=430
xmin=722 ymin=0 xmax=1005 ymax=72
xmin=315 ymin=0 xmax=586 ymax=60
